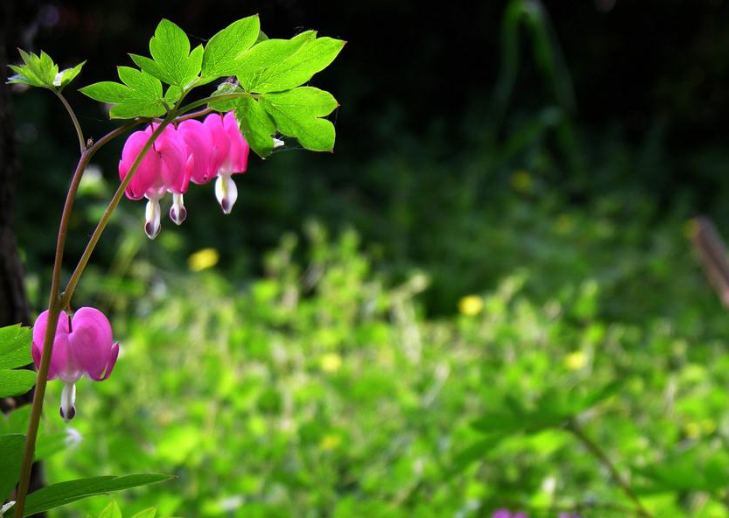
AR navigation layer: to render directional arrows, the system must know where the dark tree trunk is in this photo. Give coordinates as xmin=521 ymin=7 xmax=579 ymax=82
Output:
xmin=0 ymin=0 xmax=47 ymax=510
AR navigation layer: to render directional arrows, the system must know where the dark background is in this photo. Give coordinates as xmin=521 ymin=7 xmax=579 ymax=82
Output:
xmin=8 ymin=0 xmax=729 ymax=314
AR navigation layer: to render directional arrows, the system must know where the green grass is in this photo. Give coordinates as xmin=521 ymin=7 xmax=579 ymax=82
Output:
xmin=33 ymin=195 xmax=729 ymax=518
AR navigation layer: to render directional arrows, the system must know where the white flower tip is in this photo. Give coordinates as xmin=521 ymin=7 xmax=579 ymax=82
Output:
xmin=273 ymin=137 xmax=285 ymax=149
xmin=215 ymin=174 xmax=238 ymax=215
xmin=144 ymin=197 xmax=162 ymax=239
xmin=170 ymin=193 xmax=187 ymax=225
xmin=60 ymin=382 xmax=77 ymax=422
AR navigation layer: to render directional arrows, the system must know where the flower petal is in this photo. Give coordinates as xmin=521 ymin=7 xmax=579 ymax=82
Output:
xmin=119 ymin=131 xmax=163 ymax=200
xmin=179 ymin=119 xmax=215 ymax=184
xmin=204 ymin=113 xmax=230 ymax=176
xmin=223 ymin=111 xmax=249 ymax=174
xmin=69 ymin=307 xmax=113 ymax=381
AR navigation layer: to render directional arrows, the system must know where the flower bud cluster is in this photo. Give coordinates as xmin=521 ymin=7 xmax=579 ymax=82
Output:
xmin=119 ymin=111 xmax=251 ymax=239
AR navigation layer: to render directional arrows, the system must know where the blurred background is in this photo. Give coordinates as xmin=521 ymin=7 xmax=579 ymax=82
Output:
xmin=6 ymin=0 xmax=729 ymax=517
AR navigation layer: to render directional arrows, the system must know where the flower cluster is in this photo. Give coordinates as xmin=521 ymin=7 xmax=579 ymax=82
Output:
xmin=119 ymin=111 xmax=256 ymax=239
xmin=32 ymin=307 xmax=119 ymax=422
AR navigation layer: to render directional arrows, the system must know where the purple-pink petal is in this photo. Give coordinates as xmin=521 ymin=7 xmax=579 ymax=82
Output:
xmin=223 ymin=111 xmax=249 ymax=174
xmin=204 ymin=113 xmax=231 ymax=174
xmin=119 ymin=131 xmax=163 ymax=200
xmin=179 ymin=119 xmax=215 ymax=184
xmin=69 ymin=307 xmax=113 ymax=381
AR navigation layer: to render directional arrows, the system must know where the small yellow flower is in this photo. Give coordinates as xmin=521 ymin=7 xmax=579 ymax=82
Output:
xmin=188 ymin=248 xmax=219 ymax=272
xmin=320 ymin=353 xmax=342 ymax=373
xmin=320 ymin=433 xmax=342 ymax=451
xmin=458 ymin=295 xmax=484 ymax=316
xmin=564 ymin=351 xmax=587 ymax=370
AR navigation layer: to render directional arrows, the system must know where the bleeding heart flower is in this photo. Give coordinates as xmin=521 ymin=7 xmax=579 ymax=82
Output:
xmin=119 ymin=124 xmax=190 ymax=239
xmin=204 ymin=112 xmax=250 ymax=214
xmin=32 ymin=307 xmax=119 ymax=422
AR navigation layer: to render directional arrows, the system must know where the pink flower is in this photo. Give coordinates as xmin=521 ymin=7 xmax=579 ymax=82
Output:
xmin=119 ymin=124 xmax=190 ymax=239
xmin=32 ymin=307 xmax=119 ymax=422
xmin=119 ymin=111 xmax=253 ymax=238
xmin=204 ymin=112 xmax=250 ymax=214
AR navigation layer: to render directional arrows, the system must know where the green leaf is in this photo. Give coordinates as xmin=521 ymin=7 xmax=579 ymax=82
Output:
xmin=7 ymin=49 xmax=67 ymax=89
xmin=164 ymin=85 xmax=182 ymax=105
xmin=235 ymin=31 xmax=315 ymax=92
xmin=202 ymin=15 xmax=260 ymax=79
xmin=0 ymin=324 xmax=32 ymax=369
xmin=234 ymin=96 xmax=276 ymax=157
xmin=79 ymin=81 xmax=132 ymax=104
xmin=130 ymin=19 xmax=203 ymax=88
xmin=208 ymin=82 xmax=243 ymax=112
xmin=130 ymin=508 xmax=157 ymax=518
xmin=24 ymin=474 xmax=174 ymax=516
xmin=0 ymin=324 xmax=35 ymax=398
xmin=450 ymin=435 xmax=506 ymax=475
xmin=259 ymin=87 xmax=338 ymax=152
xmin=81 ymin=67 xmax=166 ymax=119
xmin=35 ymin=432 xmax=69 ymax=461
xmin=0 ymin=434 xmax=25 ymax=503
xmin=241 ymin=35 xmax=345 ymax=93
xmin=0 ymin=370 xmax=36 ymax=398
xmin=55 ymin=61 xmax=86 ymax=89
xmin=99 ymin=501 xmax=122 ymax=518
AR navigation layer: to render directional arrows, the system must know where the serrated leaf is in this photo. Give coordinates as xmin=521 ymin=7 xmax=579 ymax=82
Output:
xmin=135 ymin=19 xmax=203 ymax=88
xmin=0 ymin=324 xmax=32 ymax=369
xmin=55 ymin=61 xmax=86 ymax=89
xmin=7 ymin=65 xmax=45 ymax=88
xmin=23 ymin=474 xmax=174 ymax=516
xmin=208 ymin=82 xmax=243 ymax=112
xmin=99 ymin=501 xmax=122 ymax=518
xmin=38 ymin=51 xmax=58 ymax=85
xmin=80 ymin=81 xmax=132 ymax=104
xmin=234 ymin=96 xmax=276 ymax=157
xmin=202 ymin=15 xmax=261 ymax=79
xmin=130 ymin=508 xmax=157 ymax=518
xmin=235 ymin=31 xmax=316 ymax=92
xmin=164 ymin=85 xmax=182 ymax=105
xmin=0 ymin=434 xmax=25 ymax=503
xmin=260 ymin=87 xmax=338 ymax=152
xmin=118 ymin=67 xmax=163 ymax=98
xmin=242 ymin=36 xmax=345 ymax=93
xmin=0 ymin=369 xmax=36 ymax=398
xmin=8 ymin=49 xmax=64 ymax=88
xmin=82 ymin=67 xmax=165 ymax=119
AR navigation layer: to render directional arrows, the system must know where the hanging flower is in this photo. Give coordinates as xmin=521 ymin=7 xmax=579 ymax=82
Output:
xmin=118 ymin=111 xmax=253 ymax=237
xmin=203 ymin=112 xmax=250 ymax=214
xmin=118 ymin=124 xmax=190 ymax=238
xmin=32 ymin=307 xmax=119 ymax=422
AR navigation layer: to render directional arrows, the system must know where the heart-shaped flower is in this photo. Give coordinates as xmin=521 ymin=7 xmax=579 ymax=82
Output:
xmin=32 ymin=307 xmax=119 ymax=421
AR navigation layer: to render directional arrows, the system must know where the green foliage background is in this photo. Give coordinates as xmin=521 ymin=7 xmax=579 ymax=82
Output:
xmin=9 ymin=1 xmax=729 ymax=517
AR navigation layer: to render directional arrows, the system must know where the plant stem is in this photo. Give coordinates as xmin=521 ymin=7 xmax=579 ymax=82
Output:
xmin=53 ymin=90 xmax=86 ymax=154
xmin=60 ymin=113 xmax=177 ymax=309
xmin=11 ymin=154 xmax=92 ymax=518
xmin=568 ymin=422 xmax=652 ymax=518
xmin=12 ymin=115 xmax=159 ymax=518
xmin=176 ymin=91 xmax=257 ymax=115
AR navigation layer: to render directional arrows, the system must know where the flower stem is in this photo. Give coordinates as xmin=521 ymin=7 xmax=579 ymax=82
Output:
xmin=60 ymin=112 xmax=177 ymax=309
xmin=11 ymin=151 xmax=93 ymax=518
xmin=53 ymin=90 xmax=86 ymax=154
xmin=568 ymin=422 xmax=652 ymax=518
xmin=12 ymin=115 xmax=156 ymax=518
